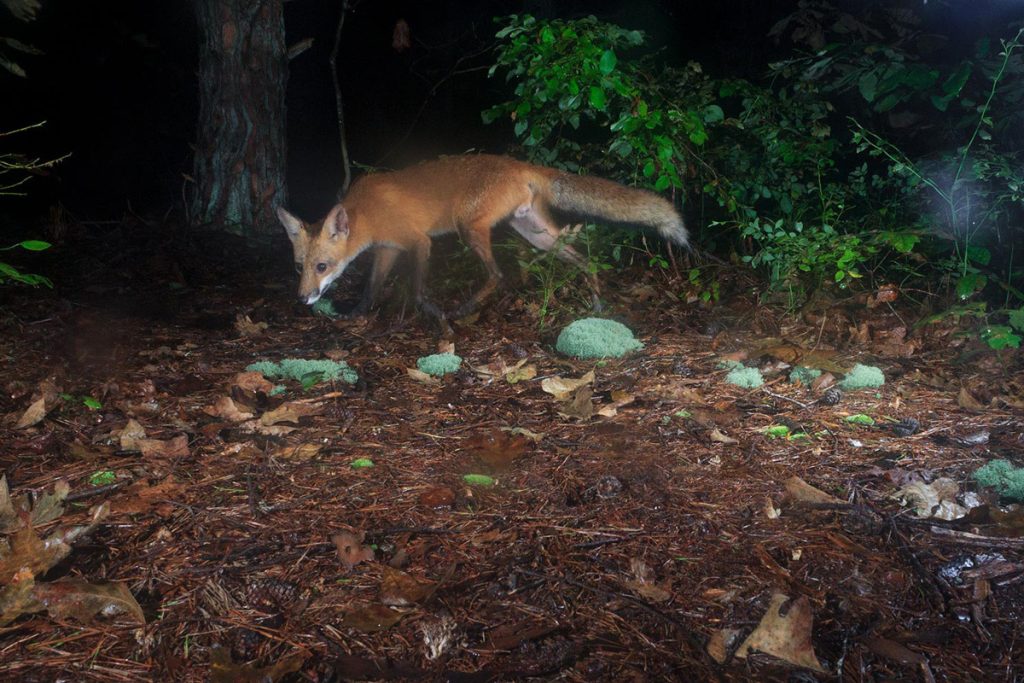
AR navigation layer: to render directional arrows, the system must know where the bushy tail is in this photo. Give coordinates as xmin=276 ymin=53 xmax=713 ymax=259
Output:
xmin=547 ymin=174 xmax=688 ymax=248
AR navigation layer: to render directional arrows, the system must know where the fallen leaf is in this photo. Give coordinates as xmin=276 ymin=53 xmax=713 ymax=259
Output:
xmin=505 ymin=362 xmax=536 ymax=384
xmin=407 ymin=368 xmax=440 ymax=385
xmin=957 ymin=386 xmax=985 ymax=411
xmin=380 ymin=567 xmax=436 ymax=606
xmin=784 ymin=476 xmax=841 ymax=506
xmin=736 ymin=592 xmax=826 ymax=672
xmin=113 ymin=477 xmax=183 ymax=516
xmin=707 ymin=628 xmax=742 ymax=664
xmin=234 ymin=314 xmax=268 ymax=337
xmin=32 ymin=579 xmax=145 ymax=624
xmin=418 ymin=486 xmax=455 ymax=508
xmin=137 ymin=435 xmax=189 ymax=459
xmin=120 ymin=419 xmax=147 ymax=450
xmin=541 ymin=371 xmax=595 ymax=400
xmin=205 ymin=396 xmax=254 ymax=422
xmin=332 ymin=531 xmax=375 ymax=571
xmin=502 ymin=426 xmax=543 ymax=442
xmin=0 ymin=503 xmax=109 ymax=583
xmin=210 ymin=644 xmax=308 ymax=683
xmin=260 ymin=401 xmax=322 ymax=426
xmin=557 ymin=386 xmax=595 ymax=420
xmin=233 ymin=371 xmax=275 ymax=393
xmin=15 ymin=397 xmax=49 ymax=429
xmin=894 ymin=478 xmax=966 ymax=520
xmin=463 ymin=430 xmax=530 ymax=470
xmin=709 ymin=428 xmax=738 ymax=444
xmin=0 ymin=568 xmax=37 ymax=626
xmin=273 ymin=442 xmax=321 ymax=461
xmin=341 ymin=604 xmax=404 ymax=632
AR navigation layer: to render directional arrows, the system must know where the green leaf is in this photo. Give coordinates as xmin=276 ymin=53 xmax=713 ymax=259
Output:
xmin=598 ymin=49 xmax=617 ymax=75
xmin=89 ymin=471 xmax=117 ymax=486
xmin=82 ymin=397 xmax=102 ymax=410
xmin=1008 ymin=308 xmax=1024 ymax=331
xmin=18 ymin=240 xmax=51 ymax=251
xmin=956 ymin=272 xmax=986 ymax=299
xmin=858 ymin=71 xmax=878 ymax=102
xmin=588 ymin=85 xmax=607 ymax=110
xmin=966 ymin=245 xmax=991 ymax=266
xmin=463 ymin=474 xmax=496 ymax=487
xmin=835 ymin=270 xmax=846 ymax=282
xmin=654 ymin=175 xmax=671 ymax=191
xmin=702 ymin=104 xmax=724 ymax=123
xmin=845 ymin=414 xmax=876 ymax=426
xmin=350 ymin=458 xmax=375 ymax=469
xmin=765 ymin=425 xmax=791 ymax=439
xmin=300 ymin=370 xmax=325 ymax=391
xmin=942 ymin=62 xmax=971 ymax=97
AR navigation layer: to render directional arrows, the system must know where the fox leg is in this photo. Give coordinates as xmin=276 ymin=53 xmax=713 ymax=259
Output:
xmin=454 ymin=218 xmax=506 ymax=319
xmin=409 ymin=236 xmax=446 ymax=321
xmin=508 ymin=204 xmax=602 ymax=310
xmin=351 ymin=247 xmax=400 ymax=316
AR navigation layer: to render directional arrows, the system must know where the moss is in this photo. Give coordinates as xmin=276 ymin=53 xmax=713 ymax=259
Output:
xmin=311 ymin=297 xmax=340 ymax=318
xmin=789 ymin=366 xmax=822 ymax=385
xmin=974 ymin=459 xmax=1024 ymax=501
xmin=725 ymin=365 xmax=764 ymax=388
xmin=555 ymin=318 xmax=644 ymax=359
xmin=246 ymin=358 xmax=359 ymax=384
xmin=838 ymin=363 xmax=885 ymax=390
xmin=417 ymin=353 xmax=463 ymax=377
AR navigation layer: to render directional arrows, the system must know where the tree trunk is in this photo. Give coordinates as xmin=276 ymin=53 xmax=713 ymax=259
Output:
xmin=191 ymin=0 xmax=287 ymax=237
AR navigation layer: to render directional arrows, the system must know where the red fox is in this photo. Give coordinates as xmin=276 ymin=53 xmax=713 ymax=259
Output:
xmin=277 ymin=154 xmax=687 ymax=319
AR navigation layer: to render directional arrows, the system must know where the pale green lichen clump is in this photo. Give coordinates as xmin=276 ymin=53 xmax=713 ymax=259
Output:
xmin=555 ymin=318 xmax=644 ymax=359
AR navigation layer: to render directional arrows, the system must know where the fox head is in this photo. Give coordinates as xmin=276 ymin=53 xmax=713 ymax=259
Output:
xmin=277 ymin=204 xmax=353 ymax=306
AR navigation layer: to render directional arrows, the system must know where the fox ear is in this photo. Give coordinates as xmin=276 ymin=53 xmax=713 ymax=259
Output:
xmin=277 ymin=207 xmax=303 ymax=241
xmin=325 ymin=204 xmax=350 ymax=240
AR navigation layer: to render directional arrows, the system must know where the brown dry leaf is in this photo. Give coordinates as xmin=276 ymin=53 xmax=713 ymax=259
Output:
xmin=760 ymin=344 xmax=803 ymax=364
xmin=341 ymin=604 xmax=404 ymax=632
xmin=0 ymin=476 xmax=69 ymax=533
xmin=709 ymin=428 xmax=738 ymax=444
xmin=32 ymin=579 xmax=145 ymax=624
xmin=736 ymin=592 xmax=826 ymax=672
xmin=0 ymin=503 xmax=109 ymax=583
xmin=0 ymin=567 xmax=37 ymax=626
xmin=894 ymin=478 xmax=966 ymax=520
xmin=113 ymin=477 xmax=183 ymax=516
xmin=332 ymin=531 xmax=375 ymax=571
xmin=437 ymin=340 xmax=456 ymax=355
xmin=15 ymin=397 xmax=49 ymax=429
xmin=810 ymin=372 xmax=836 ymax=392
xmin=957 ymin=386 xmax=985 ymax=411
xmin=233 ymin=371 xmax=275 ymax=394
xmin=210 ymin=644 xmax=308 ymax=683
xmin=120 ymin=419 xmax=147 ymax=450
xmin=541 ymin=371 xmax=595 ymax=400
xmin=481 ymin=620 xmax=559 ymax=651
xmin=407 ymin=367 xmax=440 ymax=385
xmin=138 ymin=435 xmax=189 ymax=459
xmin=505 ymin=362 xmax=536 ymax=384
xmin=464 ymin=430 xmax=530 ymax=471
xmin=558 ymin=386 xmax=595 ymax=420
xmin=261 ymin=401 xmax=322 ymax=426
xmin=234 ymin=313 xmax=268 ymax=337
xmin=706 ymin=628 xmax=742 ymax=664
xmin=418 ymin=486 xmax=455 ymax=508
xmin=784 ymin=476 xmax=841 ymax=505
xmin=273 ymin=442 xmax=321 ymax=461
xmin=205 ymin=396 xmax=254 ymax=422
xmin=626 ymin=558 xmax=672 ymax=602
xmin=380 ymin=567 xmax=436 ymax=606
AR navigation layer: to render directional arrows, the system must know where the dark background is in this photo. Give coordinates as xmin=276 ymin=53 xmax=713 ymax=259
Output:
xmin=3 ymin=0 xmax=1023 ymax=230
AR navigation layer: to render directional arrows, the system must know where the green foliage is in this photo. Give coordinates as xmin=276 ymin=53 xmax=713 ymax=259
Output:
xmin=838 ymin=364 xmax=885 ymax=390
xmin=724 ymin=365 xmax=764 ymax=388
xmin=245 ymin=358 xmax=359 ymax=385
xmin=416 ymin=353 xmax=463 ymax=377
xmin=845 ymin=414 xmax=876 ymax=426
xmin=555 ymin=317 xmax=643 ymax=359
xmin=0 ymin=239 xmax=52 ymax=287
xmin=973 ymin=459 xmax=1024 ymax=501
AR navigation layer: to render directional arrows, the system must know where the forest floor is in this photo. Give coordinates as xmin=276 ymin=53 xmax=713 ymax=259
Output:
xmin=0 ymin=225 xmax=1022 ymax=682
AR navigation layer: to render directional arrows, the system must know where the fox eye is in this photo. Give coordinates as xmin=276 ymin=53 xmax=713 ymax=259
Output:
xmin=316 ymin=262 xmax=328 ymax=274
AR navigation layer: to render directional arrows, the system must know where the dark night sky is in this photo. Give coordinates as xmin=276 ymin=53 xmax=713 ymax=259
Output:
xmin=3 ymin=0 xmax=1023 ymax=229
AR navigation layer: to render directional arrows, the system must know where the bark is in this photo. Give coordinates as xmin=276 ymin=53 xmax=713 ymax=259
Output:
xmin=191 ymin=0 xmax=287 ymax=237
